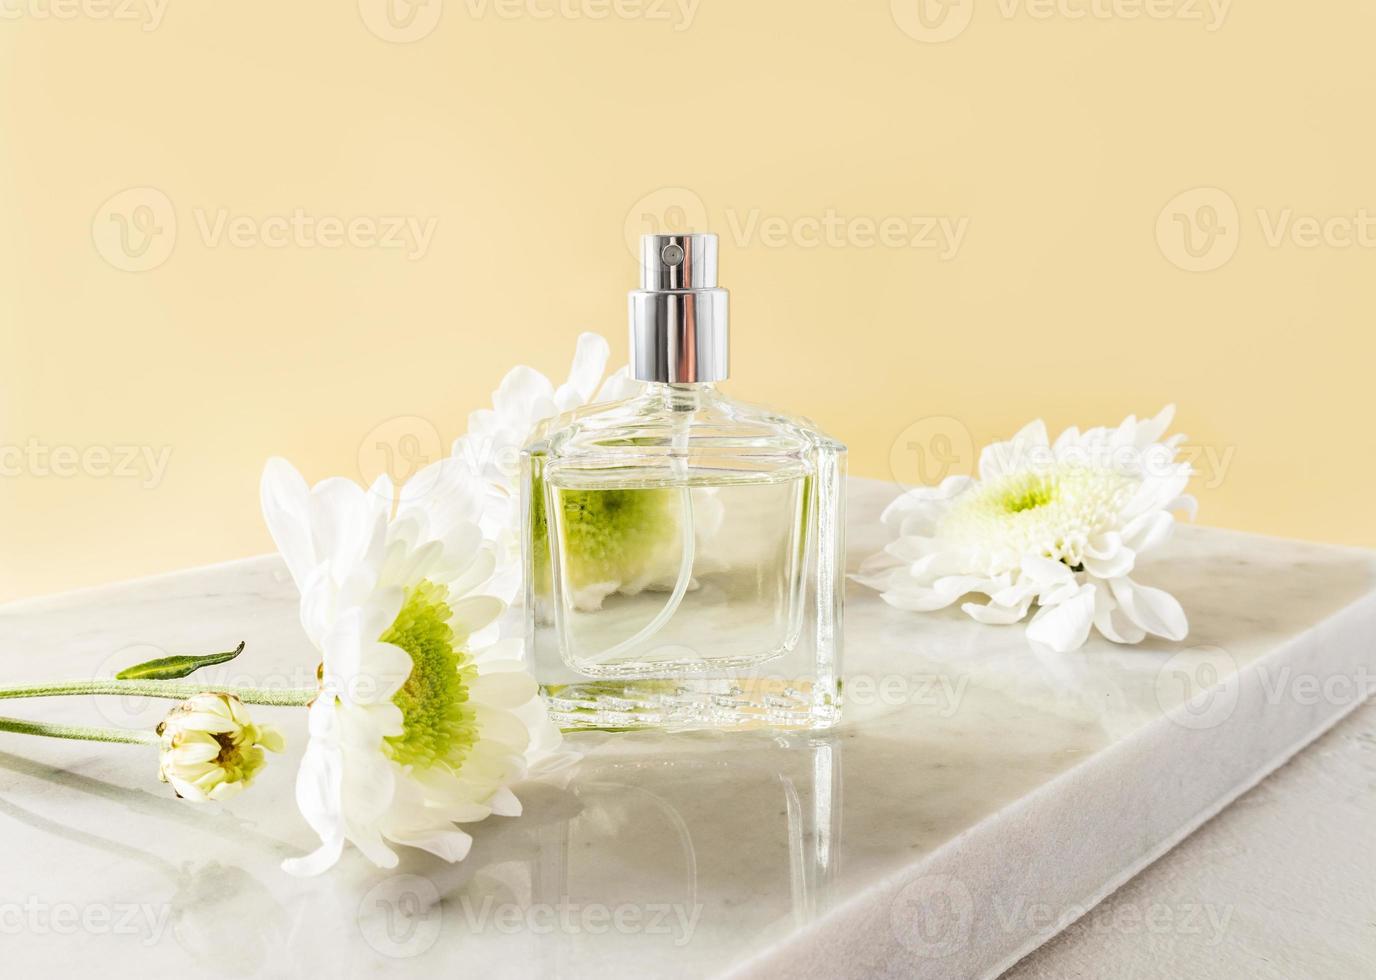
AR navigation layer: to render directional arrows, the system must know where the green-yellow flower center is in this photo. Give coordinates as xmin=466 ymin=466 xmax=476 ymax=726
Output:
xmin=530 ymin=473 xmax=678 ymax=595
xmin=997 ymin=473 xmax=1057 ymax=514
xmin=380 ymin=580 xmax=479 ymax=772
xmin=211 ymin=730 xmax=265 ymax=785
xmin=939 ymin=463 xmax=1138 ymax=568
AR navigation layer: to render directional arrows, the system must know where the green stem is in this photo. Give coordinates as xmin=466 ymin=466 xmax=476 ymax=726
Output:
xmin=0 ymin=680 xmax=315 ymax=707
xmin=0 ymin=715 xmax=157 ymax=745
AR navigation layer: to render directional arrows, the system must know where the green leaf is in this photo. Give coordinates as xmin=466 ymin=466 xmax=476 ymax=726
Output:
xmin=115 ymin=642 xmax=246 ymax=681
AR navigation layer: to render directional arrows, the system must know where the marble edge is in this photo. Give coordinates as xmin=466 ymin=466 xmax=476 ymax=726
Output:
xmin=0 ymin=553 xmax=279 ymax=614
xmin=726 ymin=581 xmax=1376 ymax=980
xmin=6 ymin=520 xmax=1375 ymax=618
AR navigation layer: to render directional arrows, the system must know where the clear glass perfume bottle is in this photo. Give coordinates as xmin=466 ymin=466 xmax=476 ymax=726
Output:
xmin=521 ymin=233 xmax=845 ymax=732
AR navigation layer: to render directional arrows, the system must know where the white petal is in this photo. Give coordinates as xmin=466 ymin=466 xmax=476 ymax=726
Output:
xmin=385 ymin=826 xmax=474 ymax=863
xmin=980 ymin=419 xmax=1049 ymax=481
xmin=1121 ymin=511 xmax=1174 ymax=554
xmin=470 ymin=671 xmax=538 ymax=709
xmin=1169 ymin=494 xmax=1199 ymax=521
xmin=1135 ymin=405 xmax=1177 ymax=447
xmin=323 ymin=613 xmax=410 ymax=705
xmin=880 ymin=478 xmax=970 ymax=525
xmin=492 ymin=365 xmax=557 ymax=422
xmin=487 ymin=785 xmax=523 ymax=817
xmin=446 ymin=543 xmax=497 ymax=597
xmin=594 ymin=365 xmax=642 ymax=402
xmin=347 ymin=823 xmax=400 ymax=870
xmin=962 ymin=597 xmax=1032 ymax=625
xmin=260 ymin=457 xmax=318 ymax=592
xmin=1082 ymin=545 xmax=1136 ymax=580
xmin=282 ymin=701 xmax=347 ymax=877
xmin=554 ymin=332 xmax=611 ymax=411
xmin=473 ymin=707 xmax=533 ymax=755
xmin=879 ymin=587 xmax=961 ymax=613
xmin=449 ymin=595 xmax=504 ymax=640
xmin=308 ymin=477 xmax=387 ymax=583
xmin=1026 ymin=584 xmax=1096 ymax=652
xmin=1020 ymin=555 xmax=1075 ymax=586
xmin=398 ymin=457 xmax=487 ymax=537
xmin=1110 ymin=577 xmax=1188 ymax=641
xmin=1091 ymin=581 xmax=1146 ymax=645
xmin=932 ymin=574 xmax=1003 ymax=600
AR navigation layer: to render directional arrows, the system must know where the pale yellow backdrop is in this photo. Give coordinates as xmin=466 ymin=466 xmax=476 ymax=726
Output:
xmin=1 ymin=2 xmax=1372 ymax=601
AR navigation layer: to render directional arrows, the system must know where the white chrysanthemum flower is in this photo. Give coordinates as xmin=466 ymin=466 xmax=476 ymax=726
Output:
xmin=261 ymin=456 xmax=568 ymax=875
xmin=452 ymin=332 xmax=639 ymax=557
xmin=855 ymin=406 xmax=1197 ymax=653
xmin=157 ymin=693 xmax=284 ymax=802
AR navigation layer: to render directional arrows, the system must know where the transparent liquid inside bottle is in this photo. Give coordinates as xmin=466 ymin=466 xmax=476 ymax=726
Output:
xmin=523 ymin=384 xmax=844 ymax=732
xmin=543 ymin=468 xmax=810 ymax=676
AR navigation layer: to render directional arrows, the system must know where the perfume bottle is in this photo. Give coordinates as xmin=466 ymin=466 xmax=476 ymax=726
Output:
xmin=521 ymin=233 xmax=845 ymax=731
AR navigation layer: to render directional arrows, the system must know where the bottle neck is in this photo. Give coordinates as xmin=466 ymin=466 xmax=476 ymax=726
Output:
xmin=645 ymin=381 xmax=716 ymax=413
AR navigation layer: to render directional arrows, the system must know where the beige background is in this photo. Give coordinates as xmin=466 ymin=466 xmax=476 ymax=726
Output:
xmin=1 ymin=2 xmax=1372 ymax=601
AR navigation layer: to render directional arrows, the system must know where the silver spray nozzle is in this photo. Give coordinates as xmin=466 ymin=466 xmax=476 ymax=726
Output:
xmin=629 ymin=233 xmax=729 ymax=383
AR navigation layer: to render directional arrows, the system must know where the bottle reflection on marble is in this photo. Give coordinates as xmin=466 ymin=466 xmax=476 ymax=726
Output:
xmin=441 ymin=734 xmax=842 ymax=973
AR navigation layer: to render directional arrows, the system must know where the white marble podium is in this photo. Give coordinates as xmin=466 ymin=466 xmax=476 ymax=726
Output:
xmin=0 ymin=478 xmax=1372 ymax=979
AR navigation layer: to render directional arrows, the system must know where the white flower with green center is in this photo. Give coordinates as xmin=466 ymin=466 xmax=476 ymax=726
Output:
xmin=452 ymin=331 xmax=640 ymax=550
xmin=855 ymin=407 xmax=1197 ymax=653
xmin=157 ymin=693 xmax=284 ymax=802
xmin=261 ymin=456 xmax=568 ymax=875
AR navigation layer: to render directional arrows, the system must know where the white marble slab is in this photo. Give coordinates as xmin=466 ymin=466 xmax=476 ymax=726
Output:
xmin=0 ymin=477 xmax=1373 ymax=979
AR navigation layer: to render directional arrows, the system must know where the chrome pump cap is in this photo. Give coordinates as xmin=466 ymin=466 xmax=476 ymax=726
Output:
xmin=629 ymin=233 xmax=729 ymax=383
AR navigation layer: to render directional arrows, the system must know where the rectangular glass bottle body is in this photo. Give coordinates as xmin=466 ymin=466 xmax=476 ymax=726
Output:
xmin=521 ymin=384 xmax=844 ymax=732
